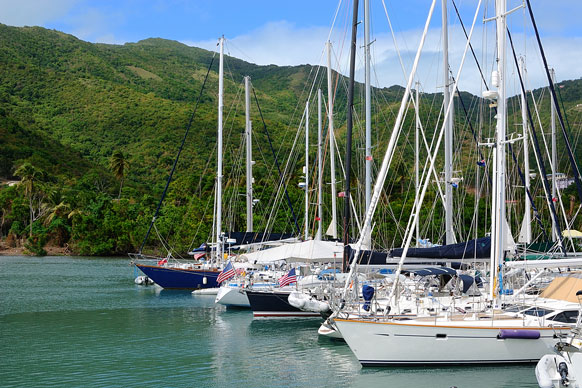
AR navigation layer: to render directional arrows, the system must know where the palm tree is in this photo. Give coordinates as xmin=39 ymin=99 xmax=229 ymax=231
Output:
xmin=44 ymin=189 xmax=72 ymax=246
xmin=110 ymin=151 xmax=130 ymax=199
xmin=14 ymin=162 xmax=43 ymax=238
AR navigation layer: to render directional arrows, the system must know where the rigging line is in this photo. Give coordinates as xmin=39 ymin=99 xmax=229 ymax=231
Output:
xmin=525 ymin=0 xmax=582 ymax=205
xmin=251 ymin=86 xmax=301 ymax=235
xmin=528 ymin=83 xmax=574 ymax=249
xmin=447 ymin=5 xmax=548 ymax=237
xmin=556 ymin=81 xmax=575 ymax=146
xmin=187 ymin=185 xmax=216 ymax=252
xmin=507 ymin=142 xmax=548 ymax=241
xmin=508 ymin=28 xmax=564 ymax=253
xmin=450 ymin=74 xmax=486 ymax=163
xmin=451 ymin=0 xmax=489 ymax=91
xmin=138 ymin=53 xmax=216 ymax=254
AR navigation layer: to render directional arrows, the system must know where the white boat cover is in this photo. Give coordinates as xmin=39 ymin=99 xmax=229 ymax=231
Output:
xmin=239 ymin=240 xmax=344 ymax=264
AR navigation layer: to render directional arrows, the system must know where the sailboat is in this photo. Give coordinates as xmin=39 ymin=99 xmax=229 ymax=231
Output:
xmin=130 ymin=37 xmax=228 ymax=290
xmin=332 ymin=0 xmax=580 ymax=365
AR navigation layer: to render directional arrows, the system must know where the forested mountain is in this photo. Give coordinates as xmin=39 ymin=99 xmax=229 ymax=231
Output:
xmin=1 ymin=23 xmax=581 ymax=256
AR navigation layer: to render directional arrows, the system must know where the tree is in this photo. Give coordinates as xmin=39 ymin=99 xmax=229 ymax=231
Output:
xmin=14 ymin=162 xmax=43 ymax=238
xmin=110 ymin=151 xmax=130 ymax=199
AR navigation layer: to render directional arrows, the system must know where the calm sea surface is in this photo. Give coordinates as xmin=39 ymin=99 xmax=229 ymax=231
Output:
xmin=0 ymin=256 xmax=539 ymax=387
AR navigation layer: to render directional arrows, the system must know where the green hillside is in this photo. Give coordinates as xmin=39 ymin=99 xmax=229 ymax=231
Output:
xmin=0 ymin=23 xmax=581 ymax=256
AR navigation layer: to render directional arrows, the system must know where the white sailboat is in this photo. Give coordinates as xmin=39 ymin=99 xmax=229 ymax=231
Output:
xmin=332 ymin=0 xmax=575 ymax=366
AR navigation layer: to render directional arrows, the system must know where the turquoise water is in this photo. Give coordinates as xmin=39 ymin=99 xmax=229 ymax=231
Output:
xmin=0 ymin=256 xmax=539 ymax=387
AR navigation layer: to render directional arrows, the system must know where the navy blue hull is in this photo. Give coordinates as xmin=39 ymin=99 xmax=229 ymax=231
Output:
xmin=135 ymin=264 xmax=220 ymax=290
xmin=245 ymin=289 xmax=321 ymax=317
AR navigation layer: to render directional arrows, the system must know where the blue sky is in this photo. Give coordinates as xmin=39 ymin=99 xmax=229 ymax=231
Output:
xmin=1 ymin=0 xmax=580 ymax=94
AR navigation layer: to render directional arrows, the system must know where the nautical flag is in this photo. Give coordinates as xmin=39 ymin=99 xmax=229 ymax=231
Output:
xmin=193 ymin=252 xmax=205 ymax=260
xmin=278 ymin=268 xmax=297 ymax=287
xmin=217 ymin=261 xmax=236 ymax=284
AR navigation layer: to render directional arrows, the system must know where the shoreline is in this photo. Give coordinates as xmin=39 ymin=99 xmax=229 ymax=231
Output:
xmin=0 ymin=245 xmax=70 ymax=256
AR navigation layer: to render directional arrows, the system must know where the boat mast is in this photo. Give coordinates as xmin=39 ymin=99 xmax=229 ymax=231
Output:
xmin=442 ymin=0 xmax=455 ymax=245
xmin=343 ymin=0 xmax=359 ymax=270
xmin=550 ymin=67 xmax=558 ymax=241
xmin=216 ymin=36 xmax=224 ymax=261
xmin=363 ymin=0 xmax=372 ymax=249
xmin=317 ymin=89 xmax=323 ymax=241
xmin=519 ymin=58 xmax=531 ymax=244
xmin=489 ymin=0 xmax=507 ymax=301
xmin=305 ymin=100 xmax=310 ymax=240
xmin=415 ymin=81 xmax=420 ymax=246
xmin=326 ymin=41 xmax=338 ymax=240
xmin=244 ymin=75 xmax=253 ymax=233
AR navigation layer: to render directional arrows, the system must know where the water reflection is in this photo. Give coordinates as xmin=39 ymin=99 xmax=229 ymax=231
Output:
xmin=0 ymin=256 xmax=542 ymax=388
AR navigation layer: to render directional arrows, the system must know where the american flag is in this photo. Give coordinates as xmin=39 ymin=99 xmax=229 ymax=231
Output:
xmin=278 ymin=268 xmax=297 ymax=287
xmin=217 ymin=261 xmax=236 ymax=283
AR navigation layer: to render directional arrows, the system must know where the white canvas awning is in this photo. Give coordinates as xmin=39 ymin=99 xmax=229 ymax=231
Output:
xmin=239 ymin=240 xmax=344 ymax=264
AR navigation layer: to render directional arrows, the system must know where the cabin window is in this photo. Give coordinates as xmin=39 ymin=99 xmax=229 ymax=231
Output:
xmin=523 ymin=307 xmax=554 ymax=317
xmin=551 ymin=311 xmax=579 ymax=323
xmin=503 ymin=305 xmax=523 ymax=313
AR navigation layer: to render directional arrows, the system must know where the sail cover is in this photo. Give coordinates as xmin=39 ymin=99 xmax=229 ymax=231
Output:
xmin=239 ymin=240 xmax=344 ymax=264
xmin=389 ymin=237 xmax=491 ymax=260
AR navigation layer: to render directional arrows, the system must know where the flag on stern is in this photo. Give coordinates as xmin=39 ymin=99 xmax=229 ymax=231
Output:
xmin=217 ymin=261 xmax=236 ymax=283
xmin=278 ymin=268 xmax=297 ymax=287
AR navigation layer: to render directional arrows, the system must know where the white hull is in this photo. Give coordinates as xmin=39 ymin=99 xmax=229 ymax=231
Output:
xmin=318 ymin=318 xmax=343 ymax=339
xmin=334 ymin=317 xmax=567 ymax=366
xmin=192 ymin=287 xmax=220 ymax=295
xmin=215 ymin=286 xmax=250 ymax=308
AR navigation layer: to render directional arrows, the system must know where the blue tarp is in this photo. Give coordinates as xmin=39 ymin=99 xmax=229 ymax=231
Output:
xmin=407 ymin=267 xmax=457 ymax=277
xmin=458 ymin=274 xmax=483 ymax=293
xmin=390 ymin=237 xmax=491 ymax=260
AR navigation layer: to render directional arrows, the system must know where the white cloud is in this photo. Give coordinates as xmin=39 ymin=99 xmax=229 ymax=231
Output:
xmin=0 ymin=0 xmax=79 ymax=26
xmin=183 ymin=16 xmax=582 ymax=97
xmin=184 ymin=21 xmax=332 ymax=67
xmin=65 ymin=7 xmax=125 ymax=44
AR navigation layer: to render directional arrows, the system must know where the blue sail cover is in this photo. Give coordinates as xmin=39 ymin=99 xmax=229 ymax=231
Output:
xmin=226 ymin=231 xmax=296 ymax=246
xmin=345 ymin=246 xmax=462 ymax=268
xmin=389 ymin=237 xmax=491 ymax=260
xmin=362 ymin=285 xmax=375 ymax=311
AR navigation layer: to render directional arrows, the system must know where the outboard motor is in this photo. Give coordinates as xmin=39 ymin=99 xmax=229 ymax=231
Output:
xmin=558 ymin=362 xmax=570 ymax=386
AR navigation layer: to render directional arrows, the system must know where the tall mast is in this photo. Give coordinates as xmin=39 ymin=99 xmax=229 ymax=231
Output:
xmin=326 ymin=41 xmax=338 ymax=240
xmin=519 ymin=58 xmax=531 ymax=243
xmin=317 ymin=89 xmax=323 ymax=240
xmin=343 ymin=0 xmax=359 ymax=270
xmin=216 ymin=36 xmax=225 ymax=261
xmin=304 ymin=100 xmax=310 ymax=240
xmin=244 ymin=76 xmax=253 ymax=232
xmin=489 ymin=0 xmax=507 ymax=301
xmin=442 ymin=0 xmax=454 ymax=245
xmin=415 ymin=81 xmax=421 ymax=247
xmin=550 ymin=68 xmax=558 ymax=241
xmin=363 ymin=0 xmax=372 ymax=249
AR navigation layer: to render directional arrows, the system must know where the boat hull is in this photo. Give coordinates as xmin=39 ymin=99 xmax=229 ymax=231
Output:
xmin=334 ymin=317 xmax=566 ymax=366
xmin=215 ymin=286 xmax=250 ymax=308
xmin=134 ymin=263 xmax=220 ymax=290
xmin=245 ymin=289 xmax=322 ymax=318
